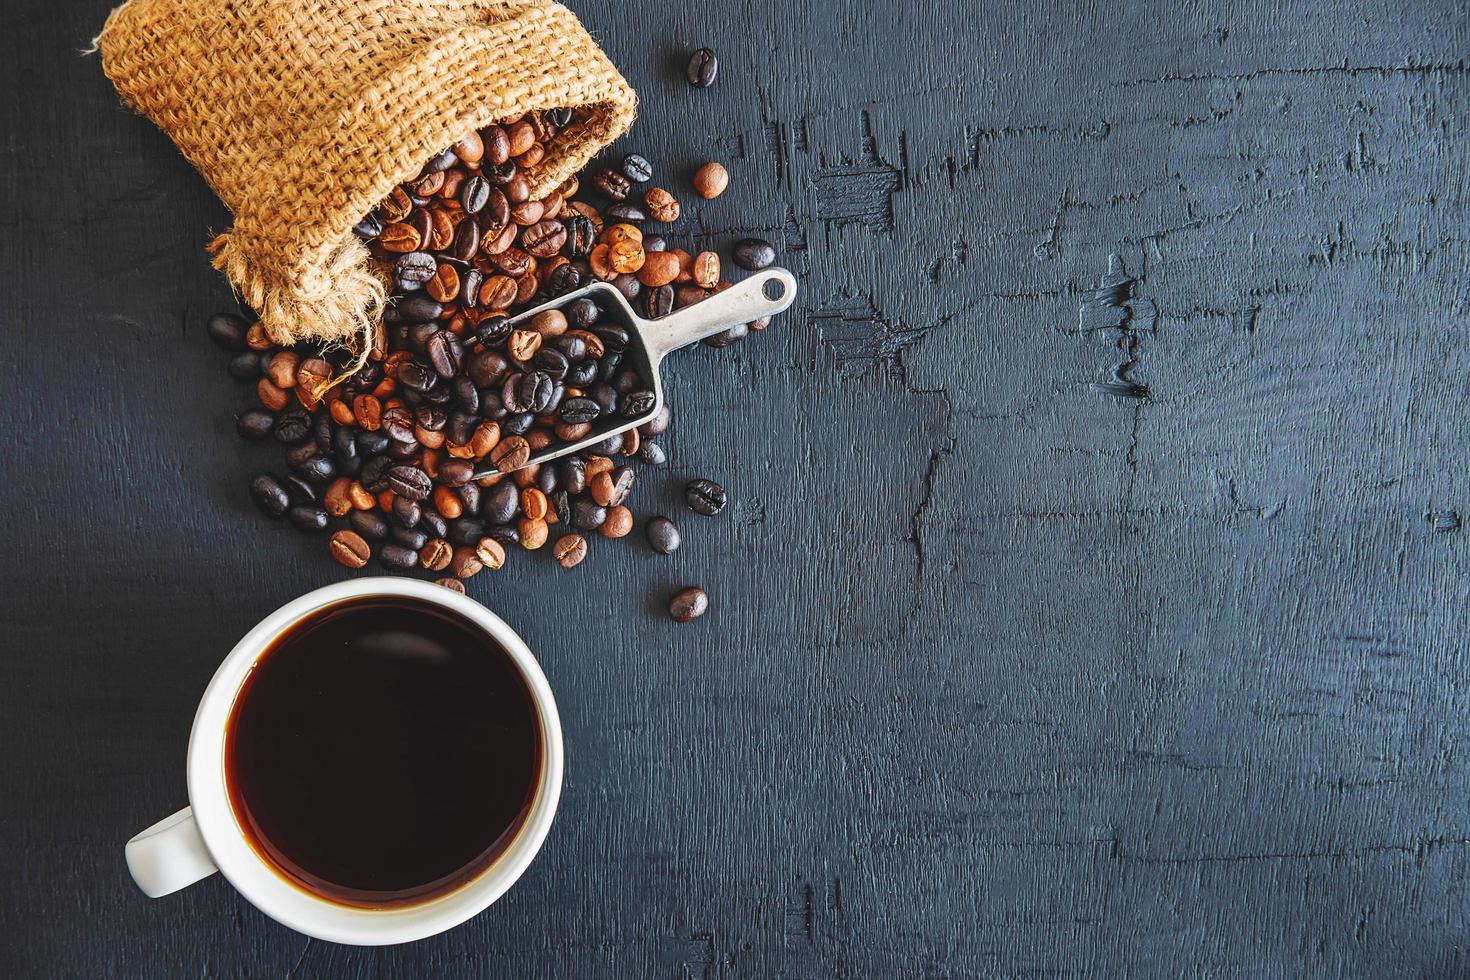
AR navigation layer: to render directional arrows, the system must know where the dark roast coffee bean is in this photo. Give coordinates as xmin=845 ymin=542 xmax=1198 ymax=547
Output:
xmin=484 ymin=480 xmax=519 ymax=524
xmin=361 ymin=455 xmax=393 ymax=492
xmin=282 ymin=474 xmax=319 ymax=505
xmin=621 ymin=153 xmax=653 ymax=182
xmin=547 ymin=262 xmax=581 ymax=296
xmin=641 ymin=404 xmax=672 ymax=436
xmin=207 ymin=312 xmax=248 ymax=351
xmin=460 ymin=174 xmax=491 ymax=214
xmin=380 ymin=405 xmax=416 ymax=444
xmin=451 ymin=376 xmax=479 ymax=413
xmin=638 ymin=440 xmax=667 ymax=466
xmin=250 ymin=475 xmax=290 ymax=518
xmin=468 ymin=347 xmax=511 ymax=386
xmin=284 ymin=440 xmax=319 ymax=470
xmin=228 ymin=352 xmax=263 ymax=380
xmin=533 ymin=348 xmax=570 ymax=381
xmin=548 ymin=106 xmax=573 ymax=127
xmin=438 ymin=458 xmax=475 ymax=487
xmin=449 ymin=518 xmax=487 ymax=547
xmin=592 ymin=166 xmax=631 ymax=201
xmin=395 ymin=252 xmax=438 ymax=287
xmin=486 ymin=524 xmax=521 ymax=548
xmin=565 ymin=297 xmax=599 ymax=329
xmin=567 ymin=215 xmax=596 ymax=258
xmin=312 ymin=412 xmax=335 ymax=450
xmin=621 ymin=390 xmax=656 ymax=418
xmin=593 ymin=325 xmax=629 ymax=351
xmin=288 ymin=505 xmax=330 ymax=533
xmin=421 ymin=384 xmax=451 ymax=405
xmin=548 ymin=488 xmax=569 ymax=524
xmin=448 ymin=411 xmax=476 ymax=445
xmin=556 ymin=335 xmax=588 ymax=361
xmin=501 ymin=412 xmax=534 ymax=436
xmin=459 ymin=482 xmax=481 ymax=516
xmin=397 ymin=293 xmax=443 ymax=322
xmin=669 ymin=586 xmax=709 ymax=622
xmin=590 ymin=384 xmax=618 ymax=415
xmin=387 ymin=465 xmax=432 ymax=500
xmin=421 ymin=147 xmax=458 ymax=173
xmin=733 ymin=238 xmax=776 ymax=270
xmin=397 ymin=358 xmax=437 ymax=392
xmin=273 ymin=409 xmax=310 ymax=444
xmin=642 ymin=284 xmax=674 ymax=318
xmin=236 ymin=409 xmax=275 ymax=440
xmin=349 ymin=509 xmax=390 ymax=541
xmin=408 ymin=320 xmax=439 ymax=350
xmin=332 ymin=426 xmax=358 ymax=463
xmin=389 ymin=439 xmax=420 ymax=459
xmin=685 ymin=478 xmax=726 ymax=515
xmin=378 ymin=544 xmax=419 ymax=571
xmin=559 ymin=456 xmax=588 ymax=494
xmin=703 ymin=322 xmax=749 ymax=347
xmin=517 ymin=371 xmax=556 ymax=414
xmin=686 ymin=47 xmax=718 ymax=87
xmin=392 ymin=526 xmax=429 ymax=552
xmin=593 ymin=434 xmax=623 ymax=455
xmin=352 ymin=212 xmax=384 ymax=239
xmin=536 ymin=465 xmax=559 ymax=495
xmin=392 ymin=495 xmax=422 ymax=528
xmin=483 ymin=161 xmax=517 ymax=186
xmin=566 ymin=359 xmax=597 ymax=387
xmin=645 ymin=516 xmax=680 ymax=554
xmin=451 ymin=222 xmax=481 ymax=265
xmin=559 ymin=397 xmax=601 ymax=424
xmin=420 ymin=510 xmax=449 ymax=539
xmin=414 ymin=405 xmax=447 ymax=431
xmin=604 ymin=203 xmax=647 ymax=224
xmin=296 ymin=455 xmax=337 ymax=484
xmin=571 ymin=498 xmax=607 ymax=530
xmin=426 ymin=330 xmax=463 ymax=378
xmin=356 ymin=430 xmax=390 ymax=457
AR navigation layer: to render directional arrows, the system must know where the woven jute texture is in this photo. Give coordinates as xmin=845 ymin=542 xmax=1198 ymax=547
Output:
xmin=97 ymin=0 xmax=636 ymax=346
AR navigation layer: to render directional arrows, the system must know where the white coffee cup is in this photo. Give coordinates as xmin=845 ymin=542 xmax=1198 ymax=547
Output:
xmin=124 ymin=578 xmax=564 ymax=945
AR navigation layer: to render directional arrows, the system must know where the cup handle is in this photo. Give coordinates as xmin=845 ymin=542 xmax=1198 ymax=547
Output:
xmin=125 ymin=807 xmax=219 ymax=897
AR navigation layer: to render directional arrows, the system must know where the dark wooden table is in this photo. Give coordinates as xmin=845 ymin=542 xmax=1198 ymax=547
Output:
xmin=6 ymin=1 xmax=1470 ymax=975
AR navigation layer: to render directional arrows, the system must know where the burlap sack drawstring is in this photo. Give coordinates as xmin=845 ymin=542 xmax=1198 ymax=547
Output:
xmin=94 ymin=0 xmax=636 ymax=362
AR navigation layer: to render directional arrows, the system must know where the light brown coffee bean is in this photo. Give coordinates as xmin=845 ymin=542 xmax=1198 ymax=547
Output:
xmin=530 ymin=309 xmax=568 ymax=337
xmin=380 ymin=185 xmax=414 ymax=221
xmin=518 ymin=517 xmax=549 ymax=550
xmin=434 ymin=484 xmax=463 ymax=519
xmin=692 ymin=161 xmax=729 ymax=199
xmin=257 ymin=378 xmax=290 ymax=411
xmin=521 ymin=219 xmax=568 ymax=257
xmin=475 ymin=537 xmax=507 ymax=570
xmin=349 ymin=481 xmax=376 ymax=510
xmin=506 ymin=119 xmax=536 ymax=155
xmin=638 ymin=251 xmax=681 ymax=287
xmin=693 ymin=251 xmax=720 ymax=289
xmin=265 ymin=351 xmax=299 ymax=389
xmin=584 ymin=454 xmax=615 ymax=480
xmin=601 ymin=506 xmax=633 ymax=538
xmin=470 ymin=421 xmax=501 ymax=458
xmin=644 ymin=187 xmax=680 ymax=222
xmin=450 ymin=546 xmax=484 ymax=579
xmin=453 ymin=130 xmax=484 ymax=165
xmin=490 ymin=435 xmax=531 ymax=471
xmin=246 ymin=322 xmax=273 ymax=351
xmin=380 ymin=221 xmax=422 ymax=252
xmin=521 ymin=487 xmax=548 ymax=521
xmin=435 ymin=577 xmax=466 ymax=594
xmin=479 ymin=274 xmax=518 ymax=309
xmin=553 ymin=533 xmax=588 ymax=568
xmin=610 ymin=239 xmax=645 ymax=274
xmin=508 ymin=329 xmax=541 ymax=361
xmin=484 ymin=125 xmax=511 ymax=165
xmin=324 ymin=477 xmax=355 ymax=517
xmin=328 ymin=529 xmax=371 ymax=569
xmin=426 ymin=263 xmax=460 ymax=303
xmin=352 ymin=393 xmax=382 ymax=430
xmin=419 ymin=538 xmax=453 ymax=571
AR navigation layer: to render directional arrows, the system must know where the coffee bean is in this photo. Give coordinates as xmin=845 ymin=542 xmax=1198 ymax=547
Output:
xmin=450 ymin=546 xmax=484 ymax=579
xmin=685 ymin=478 xmax=726 ymax=515
xmin=547 ymin=262 xmax=582 ymax=296
xmin=349 ymin=509 xmax=390 ymax=541
xmin=518 ymin=518 xmax=549 ymax=550
xmin=643 ymin=187 xmax=680 ymax=223
xmin=353 ymin=211 xmax=385 ymax=239
xmin=228 ymin=353 xmax=263 ymax=380
xmin=250 ymin=475 xmax=290 ymax=518
xmin=420 ymin=509 xmax=449 ymax=539
xmin=553 ymin=533 xmax=588 ymax=568
xmin=593 ymin=166 xmax=631 ymax=201
xmin=379 ymin=544 xmax=419 ymax=571
xmin=641 ymin=404 xmax=672 ymax=436
xmin=207 ymin=313 xmax=249 ymax=351
xmin=517 ymin=371 xmax=555 ymax=413
xmin=490 ymin=435 xmax=531 ymax=471
xmin=329 ymin=529 xmax=372 ymax=568
xmin=426 ymin=330 xmax=463 ymax=378
xmin=667 ymin=586 xmax=709 ymax=623
xmin=282 ymin=474 xmax=319 ymax=505
xmin=392 ymin=525 xmax=430 ymax=551
xmin=296 ymin=455 xmax=337 ymax=483
xmin=559 ymin=396 xmax=601 ymax=424
xmin=642 ymin=284 xmax=674 ymax=318
xmin=287 ymin=505 xmax=329 ymax=533
xmin=533 ymin=347 xmax=570 ymax=381
xmin=435 ymin=577 xmax=467 ymax=594
xmin=621 ymin=390 xmax=656 ymax=418
xmin=621 ymin=153 xmax=653 ymax=182
xmin=394 ymin=251 xmax=438 ymax=288
xmin=646 ymin=516 xmax=681 ymax=553
xmin=693 ymin=161 xmax=729 ymax=199
xmin=387 ymin=465 xmax=432 ymax=500
xmin=571 ymin=498 xmax=607 ymax=530
xmin=604 ymin=203 xmax=647 ymax=223
xmin=686 ymin=48 xmax=718 ymax=87
xmin=236 ymin=409 xmax=275 ymax=440
xmin=522 ymin=219 xmax=568 ymax=257
xmin=703 ymin=322 xmax=749 ymax=348
xmin=419 ymin=538 xmax=453 ymax=571
xmin=567 ymin=214 xmax=597 ymax=257
xmin=602 ymin=506 xmax=633 ymax=539
xmin=733 ymin=238 xmax=777 ymax=270
xmin=590 ymin=465 xmax=634 ymax=507
xmin=381 ymin=406 xmax=415 ymax=444
xmin=638 ymin=440 xmax=667 ymax=466
xmin=474 ymin=537 xmax=507 ymax=570
xmin=273 ymin=408 xmax=310 ymax=444
xmin=693 ymin=251 xmax=720 ymax=288
xmin=438 ymin=458 xmax=475 ymax=487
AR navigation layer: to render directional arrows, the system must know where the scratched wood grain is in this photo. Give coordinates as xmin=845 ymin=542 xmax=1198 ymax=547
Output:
xmin=4 ymin=0 xmax=1470 ymax=976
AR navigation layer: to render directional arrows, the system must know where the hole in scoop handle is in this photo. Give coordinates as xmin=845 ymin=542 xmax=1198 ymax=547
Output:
xmin=640 ymin=267 xmax=798 ymax=361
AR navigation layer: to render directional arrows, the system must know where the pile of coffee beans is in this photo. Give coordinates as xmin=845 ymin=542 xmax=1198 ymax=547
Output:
xmin=206 ymin=99 xmax=779 ymax=619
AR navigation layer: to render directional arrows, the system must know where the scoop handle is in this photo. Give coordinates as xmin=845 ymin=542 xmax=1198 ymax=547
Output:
xmin=640 ymin=267 xmax=797 ymax=362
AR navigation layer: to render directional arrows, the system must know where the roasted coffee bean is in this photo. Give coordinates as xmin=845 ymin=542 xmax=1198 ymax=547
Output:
xmin=356 ymin=430 xmax=391 ymax=457
xmin=516 ymin=371 xmax=555 ymax=413
xmin=236 ymin=409 xmax=275 ymax=440
xmin=621 ymin=153 xmax=654 ymax=183
xmin=421 ymin=147 xmax=458 ymax=173
xmin=566 ymin=214 xmax=597 ymax=258
xmin=287 ymin=505 xmax=330 ymax=532
xmin=435 ymin=577 xmax=466 ymax=593
xmin=593 ymin=166 xmax=631 ymax=201
xmin=387 ymin=465 xmax=432 ymax=500
xmin=485 ymin=523 xmax=522 ymax=548
xmin=412 ymin=405 xmax=444 ymax=432
xmin=353 ymin=212 xmax=385 ymax=238
xmin=693 ymin=161 xmax=729 ymax=199
xmin=474 ymin=536 xmax=507 ymax=570
xmin=557 ymin=398 xmax=600 ymax=427
xmin=329 ymin=529 xmax=372 ymax=568
xmin=490 ymin=435 xmax=531 ymax=471
xmin=518 ymin=518 xmax=549 ymax=550
xmin=391 ymin=495 xmax=422 ymax=528
xmin=483 ymin=125 xmax=512 ymax=165
xmin=449 ymin=518 xmax=487 ymax=547
xmin=507 ymin=329 xmax=541 ymax=362
xmin=685 ymin=478 xmax=726 ymax=515
xmin=646 ymin=515 xmax=681 ymax=553
xmin=553 ymin=533 xmax=588 ymax=568
xmin=547 ymin=262 xmax=582 ymax=296
xmin=604 ymin=203 xmax=647 ymax=224
xmin=378 ymin=544 xmax=419 ymax=571
xmin=312 ymin=412 xmax=335 ymax=450
xmin=283 ymin=440 xmax=318 ymax=470
xmin=704 ymin=322 xmax=749 ymax=348
xmin=426 ymin=330 xmax=463 ymax=378
xmin=643 ymin=187 xmax=680 ymax=223
xmin=612 ymin=368 xmax=639 ymax=394
xmin=420 ymin=509 xmax=449 ymax=539
xmin=638 ymin=440 xmax=667 ymax=466
xmin=669 ymin=586 xmax=709 ymax=622
xmin=438 ymin=458 xmax=475 ymax=487
xmin=474 ymin=316 xmax=513 ymax=350
xmin=296 ymin=455 xmax=337 ymax=483
xmin=566 ymin=359 xmax=598 ymax=387
xmin=397 ymin=358 xmax=437 ymax=392
xmin=621 ymin=390 xmax=656 ymax=418
xmin=522 ymin=219 xmax=568 ymax=257
xmin=250 ymin=475 xmax=291 ymax=517
xmin=381 ymin=405 xmax=415 ymax=444
xmin=548 ymin=488 xmax=569 ymax=523
xmin=693 ymin=251 xmax=720 ymax=288
xmin=450 ymin=546 xmax=484 ymax=579
xmin=642 ymin=284 xmax=674 ymax=318
xmin=686 ymin=47 xmax=718 ymax=87
xmin=602 ymin=506 xmax=633 ymax=539
xmin=228 ymin=352 xmax=263 ymax=381
xmin=419 ymin=538 xmax=453 ymax=571
xmin=460 ymin=173 xmax=491 ymax=214
xmin=483 ymin=480 xmax=519 ymax=524
xmin=520 ymin=487 xmax=549 ymax=521
xmin=459 ymin=481 xmax=481 ymax=516
xmin=641 ymin=404 xmax=672 ymax=436
xmin=349 ymin=509 xmax=390 ymax=541
xmin=590 ymin=465 xmax=634 ymax=507
xmin=392 ymin=525 xmax=430 ymax=552
xmin=571 ymin=498 xmax=607 ymax=530
xmin=282 ymin=474 xmax=319 ymax=505
xmin=273 ymin=408 xmax=311 ymax=444
xmin=559 ymin=456 xmax=588 ymax=494
xmin=394 ymin=251 xmax=438 ymax=288
xmin=360 ymin=456 xmax=393 ymax=493
xmin=532 ymin=347 xmax=570 ymax=381
xmin=588 ymin=383 xmax=618 ymax=416
xmin=501 ymin=411 xmax=534 ymax=436
xmin=733 ymin=237 xmax=777 ymax=270
xmin=450 ymin=376 xmax=479 ymax=413
xmin=207 ymin=313 xmax=249 ymax=351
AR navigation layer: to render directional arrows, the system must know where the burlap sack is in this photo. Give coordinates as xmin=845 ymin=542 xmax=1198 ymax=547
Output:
xmin=95 ymin=0 xmax=637 ymax=347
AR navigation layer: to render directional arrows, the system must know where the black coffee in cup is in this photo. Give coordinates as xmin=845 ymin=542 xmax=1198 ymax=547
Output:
xmin=224 ymin=595 xmax=542 ymax=908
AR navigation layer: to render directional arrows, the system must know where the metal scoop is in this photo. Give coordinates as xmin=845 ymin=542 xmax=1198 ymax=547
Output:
xmin=475 ymin=266 xmax=798 ymax=476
